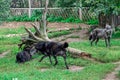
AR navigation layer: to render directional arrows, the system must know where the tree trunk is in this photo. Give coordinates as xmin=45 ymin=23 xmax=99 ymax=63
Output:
xmin=98 ymin=13 xmax=106 ymax=27
xmin=19 ymin=0 xmax=91 ymax=58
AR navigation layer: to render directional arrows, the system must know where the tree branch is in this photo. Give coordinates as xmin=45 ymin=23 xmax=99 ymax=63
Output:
xmin=24 ymin=27 xmax=42 ymax=41
xmin=31 ymin=23 xmax=42 ymax=35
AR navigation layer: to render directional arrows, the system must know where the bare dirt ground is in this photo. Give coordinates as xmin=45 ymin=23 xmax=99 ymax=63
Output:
xmin=103 ymin=63 xmax=120 ymax=80
xmin=0 ymin=22 xmax=89 ymax=42
xmin=40 ymin=65 xmax=84 ymax=72
xmin=0 ymin=22 xmax=89 ymax=29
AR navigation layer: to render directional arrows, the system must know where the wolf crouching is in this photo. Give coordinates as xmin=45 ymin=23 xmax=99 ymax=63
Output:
xmin=35 ymin=41 xmax=69 ymax=69
xmin=89 ymin=23 xmax=112 ymax=47
xmin=16 ymin=46 xmax=36 ymax=63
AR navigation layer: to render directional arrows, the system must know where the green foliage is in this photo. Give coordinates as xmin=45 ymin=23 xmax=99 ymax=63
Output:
xmin=7 ymin=10 xmax=43 ymax=22
xmin=55 ymin=0 xmax=77 ymax=7
xmin=47 ymin=15 xmax=82 ymax=23
xmin=112 ymin=32 xmax=120 ymax=38
xmin=115 ymin=27 xmax=120 ymax=31
xmin=86 ymin=19 xmax=98 ymax=25
xmin=47 ymin=15 xmax=64 ymax=22
xmin=83 ymin=0 xmax=120 ymax=15
xmin=0 ymin=0 xmax=11 ymax=23
xmin=7 ymin=13 xmax=82 ymax=23
xmin=112 ymin=27 xmax=120 ymax=38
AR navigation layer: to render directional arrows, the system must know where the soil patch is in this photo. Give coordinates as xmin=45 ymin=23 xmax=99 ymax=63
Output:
xmin=0 ymin=22 xmax=90 ymax=42
xmin=39 ymin=65 xmax=84 ymax=72
xmin=102 ymin=62 xmax=120 ymax=80
xmin=0 ymin=22 xmax=89 ymax=29
xmin=69 ymin=65 xmax=84 ymax=72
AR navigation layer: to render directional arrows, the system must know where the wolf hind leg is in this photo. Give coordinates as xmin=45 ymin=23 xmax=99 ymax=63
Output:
xmin=95 ymin=38 xmax=99 ymax=45
xmin=53 ymin=56 xmax=58 ymax=66
xmin=91 ymin=38 xmax=96 ymax=46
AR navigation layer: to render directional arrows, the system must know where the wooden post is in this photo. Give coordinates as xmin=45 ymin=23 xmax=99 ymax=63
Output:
xmin=78 ymin=8 xmax=82 ymax=20
xmin=28 ymin=0 xmax=31 ymax=18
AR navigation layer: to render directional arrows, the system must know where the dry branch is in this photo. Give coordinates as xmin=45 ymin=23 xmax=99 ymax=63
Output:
xmin=31 ymin=23 xmax=41 ymax=35
xmin=24 ymin=27 xmax=42 ymax=41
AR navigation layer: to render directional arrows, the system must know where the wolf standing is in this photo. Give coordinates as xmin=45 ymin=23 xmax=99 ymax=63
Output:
xmin=89 ymin=23 xmax=113 ymax=47
xmin=35 ymin=41 xmax=69 ymax=69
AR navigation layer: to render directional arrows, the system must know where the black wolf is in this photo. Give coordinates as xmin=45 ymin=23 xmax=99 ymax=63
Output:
xmin=35 ymin=41 xmax=69 ymax=69
xmin=16 ymin=46 xmax=36 ymax=63
xmin=89 ymin=24 xmax=112 ymax=47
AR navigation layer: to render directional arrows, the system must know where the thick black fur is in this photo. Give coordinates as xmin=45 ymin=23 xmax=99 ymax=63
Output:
xmin=16 ymin=47 xmax=33 ymax=63
xmin=35 ymin=41 xmax=69 ymax=69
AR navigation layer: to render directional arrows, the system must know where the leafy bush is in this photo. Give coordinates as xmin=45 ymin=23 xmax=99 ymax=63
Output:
xmin=115 ymin=26 xmax=120 ymax=31
xmin=0 ymin=0 xmax=11 ymax=23
xmin=7 ymin=11 xmax=82 ymax=23
xmin=112 ymin=31 xmax=120 ymax=38
xmin=86 ymin=19 xmax=98 ymax=25
xmin=7 ymin=10 xmax=43 ymax=22
xmin=112 ymin=26 xmax=120 ymax=38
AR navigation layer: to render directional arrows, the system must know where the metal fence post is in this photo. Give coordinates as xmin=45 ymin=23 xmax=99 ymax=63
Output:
xmin=28 ymin=0 xmax=31 ymax=18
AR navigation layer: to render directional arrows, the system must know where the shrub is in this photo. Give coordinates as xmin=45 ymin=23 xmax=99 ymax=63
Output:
xmin=86 ymin=19 xmax=98 ymax=25
xmin=7 ymin=12 xmax=82 ymax=23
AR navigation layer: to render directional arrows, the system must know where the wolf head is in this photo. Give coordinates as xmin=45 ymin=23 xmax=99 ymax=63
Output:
xmin=54 ymin=42 xmax=69 ymax=57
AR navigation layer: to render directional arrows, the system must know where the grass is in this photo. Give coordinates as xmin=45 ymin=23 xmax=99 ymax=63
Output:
xmin=70 ymin=39 xmax=120 ymax=63
xmin=0 ymin=46 xmax=115 ymax=80
xmin=0 ymin=27 xmax=120 ymax=80
xmin=48 ymin=30 xmax=71 ymax=38
xmin=118 ymin=71 xmax=120 ymax=79
xmin=0 ymin=26 xmax=26 ymax=35
xmin=68 ymin=35 xmax=80 ymax=38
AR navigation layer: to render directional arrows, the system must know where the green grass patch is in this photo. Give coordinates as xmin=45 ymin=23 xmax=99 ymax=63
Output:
xmin=48 ymin=30 xmax=71 ymax=38
xmin=70 ymin=39 xmax=120 ymax=63
xmin=68 ymin=35 xmax=80 ymax=38
xmin=0 ymin=45 xmax=116 ymax=80
xmin=118 ymin=71 xmax=120 ymax=79
xmin=0 ymin=26 xmax=35 ymax=35
xmin=112 ymin=31 xmax=120 ymax=38
xmin=0 ymin=28 xmax=120 ymax=80
xmin=0 ymin=27 xmax=25 ymax=35
xmin=86 ymin=19 xmax=98 ymax=25
xmin=0 ymin=36 xmax=20 ymax=45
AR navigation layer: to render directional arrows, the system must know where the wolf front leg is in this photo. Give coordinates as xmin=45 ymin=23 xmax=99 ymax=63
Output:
xmin=63 ymin=56 xmax=69 ymax=69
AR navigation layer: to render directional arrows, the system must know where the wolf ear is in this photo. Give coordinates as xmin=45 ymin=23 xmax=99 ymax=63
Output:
xmin=63 ymin=42 xmax=69 ymax=48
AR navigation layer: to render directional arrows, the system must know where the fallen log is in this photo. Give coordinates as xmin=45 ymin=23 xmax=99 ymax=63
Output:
xmin=67 ymin=47 xmax=91 ymax=58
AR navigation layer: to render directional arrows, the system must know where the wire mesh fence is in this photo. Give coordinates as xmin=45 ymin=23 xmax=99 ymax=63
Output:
xmin=10 ymin=7 xmax=98 ymax=22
